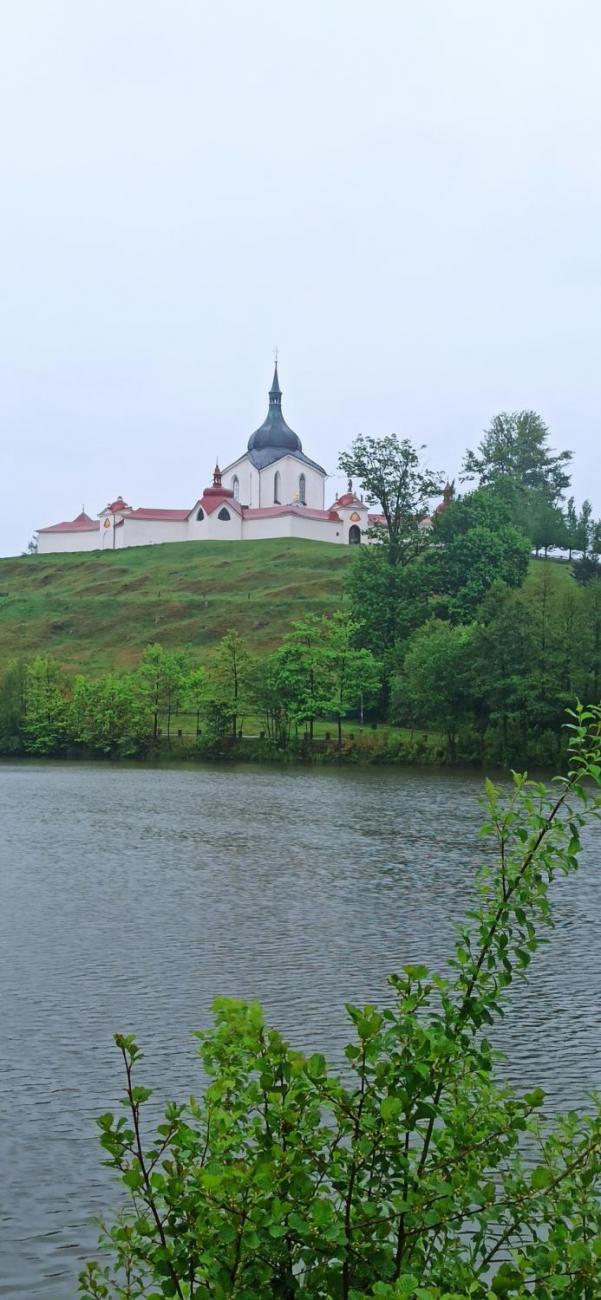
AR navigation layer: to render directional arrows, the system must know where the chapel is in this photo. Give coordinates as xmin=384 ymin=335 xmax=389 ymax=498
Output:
xmin=36 ymin=364 xmax=376 ymax=554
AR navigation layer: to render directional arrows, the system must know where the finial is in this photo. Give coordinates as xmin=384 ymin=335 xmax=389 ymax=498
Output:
xmin=213 ymin=462 xmax=222 ymax=487
xmin=273 ymin=345 xmax=279 ymax=367
xmin=347 ymin=478 xmax=353 ymax=494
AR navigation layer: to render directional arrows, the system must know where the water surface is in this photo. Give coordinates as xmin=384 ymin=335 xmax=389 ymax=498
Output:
xmin=0 ymin=761 xmax=599 ymax=1297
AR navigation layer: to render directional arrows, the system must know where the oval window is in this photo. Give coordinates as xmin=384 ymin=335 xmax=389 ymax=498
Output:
xmin=218 ymin=507 xmax=230 ymax=521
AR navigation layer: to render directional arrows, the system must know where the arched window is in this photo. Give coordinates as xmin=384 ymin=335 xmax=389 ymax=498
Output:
xmin=298 ymin=473 xmax=306 ymax=505
xmin=196 ymin=506 xmax=205 ymax=521
xmin=274 ymin=471 xmax=281 ymax=504
xmin=348 ymin=524 xmax=362 ymax=545
xmin=218 ymin=507 xmax=231 ymax=521
xmin=232 ymin=475 xmax=239 ymax=501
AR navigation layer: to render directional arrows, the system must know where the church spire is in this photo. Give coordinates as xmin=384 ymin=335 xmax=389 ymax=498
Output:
xmin=269 ymin=358 xmax=282 ymax=404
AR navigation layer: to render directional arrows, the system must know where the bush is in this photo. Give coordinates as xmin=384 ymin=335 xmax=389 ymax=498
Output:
xmin=77 ymin=705 xmax=601 ymax=1297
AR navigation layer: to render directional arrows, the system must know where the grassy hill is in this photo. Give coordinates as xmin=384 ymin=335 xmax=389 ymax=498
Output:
xmin=0 ymin=540 xmax=352 ymax=674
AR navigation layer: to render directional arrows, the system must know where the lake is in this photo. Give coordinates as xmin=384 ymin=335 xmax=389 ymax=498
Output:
xmin=0 ymin=761 xmax=600 ymax=1298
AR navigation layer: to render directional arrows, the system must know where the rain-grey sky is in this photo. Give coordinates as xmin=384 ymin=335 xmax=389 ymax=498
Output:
xmin=1 ymin=0 xmax=600 ymax=555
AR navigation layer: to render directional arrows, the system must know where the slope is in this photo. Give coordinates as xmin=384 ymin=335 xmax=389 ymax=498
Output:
xmin=0 ymin=540 xmax=352 ymax=673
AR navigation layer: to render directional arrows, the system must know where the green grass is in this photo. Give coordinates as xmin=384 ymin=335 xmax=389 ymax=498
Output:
xmin=0 ymin=543 xmax=573 ymax=678
xmin=0 ymin=539 xmax=353 ymax=673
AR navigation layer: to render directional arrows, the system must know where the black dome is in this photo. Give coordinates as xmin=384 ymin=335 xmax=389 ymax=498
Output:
xmin=247 ymin=364 xmax=302 ymax=454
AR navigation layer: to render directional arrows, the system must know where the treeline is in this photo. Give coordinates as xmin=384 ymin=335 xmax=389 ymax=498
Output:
xmin=1 ymin=559 xmax=600 ymax=768
xmin=339 ymin=406 xmax=601 ymax=767
xmin=3 ymin=406 xmax=600 ymax=768
xmin=0 ymin=615 xmax=382 ymax=760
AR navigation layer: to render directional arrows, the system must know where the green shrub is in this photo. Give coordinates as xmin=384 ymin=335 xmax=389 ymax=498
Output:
xmin=81 ymin=707 xmax=601 ymax=1299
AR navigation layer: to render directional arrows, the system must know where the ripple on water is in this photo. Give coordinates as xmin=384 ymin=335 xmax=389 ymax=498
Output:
xmin=0 ymin=761 xmax=599 ymax=1297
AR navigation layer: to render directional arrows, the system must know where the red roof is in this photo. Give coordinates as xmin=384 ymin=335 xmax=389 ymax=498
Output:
xmin=242 ymin=504 xmax=342 ymax=522
xmin=106 ymin=497 xmax=129 ymax=512
xmin=38 ymin=511 xmax=100 ymax=534
xmin=190 ymin=494 xmax=243 ymax=517
xmin=332 ymin=492 xmax=364 ymax=509
xmin=123 ymin=508 xmax=190 ymax=521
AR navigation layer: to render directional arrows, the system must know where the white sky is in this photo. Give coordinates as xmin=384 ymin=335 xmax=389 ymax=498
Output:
xmin=1 ymin=0 xmax=600 ymax=554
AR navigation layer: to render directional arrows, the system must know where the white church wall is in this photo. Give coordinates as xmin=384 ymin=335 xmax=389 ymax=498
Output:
xmin=335 ymin=507 xmax=370 ymax=544
xmin=116 ymin=519 xmax=188 ymax=548
xmin=258 ymin=456 xmax=325 ymax=508
xmin=203 ymin=507 xmax=243 ymax=541
xmin=221 ymin=460 xmax=260 ymax=507
xmin=241 ymin=514 xmax=342 ymax=543
xmin=37 ymin=530 xmax=100 ymax=555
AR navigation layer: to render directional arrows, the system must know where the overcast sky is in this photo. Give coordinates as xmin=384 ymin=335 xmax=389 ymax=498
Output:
xmin=1 ymin=0 xmax=600 ymax=554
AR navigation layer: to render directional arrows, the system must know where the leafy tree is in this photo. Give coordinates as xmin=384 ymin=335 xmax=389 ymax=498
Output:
xmin=81 ymin=709 xmax=601 ymax=1300
xmin=136 ymin=644 xmax=188 ymax=740
xmin=70 ymin=673 xmax=147 ymax=756
xmin=580 ymin=578 xmax=601 ymax=700
xmin=529 ymin=496 xmax=568 ymax=557
xmin=208 ymin=630 xmax=252 ymax=737
xmin=183 ymin=666 xmax=209 ymax=736
xmin=564 ymin=495 xmax=579 ymax=559
xmin=247 ymin=653 xmax=295 ymax=748
xmin=395 ymin=620 xmax=475 ymax=757
xmin=575 ymin=499 xmax=593 ymax=556
xmin=468 ymin=583 xmax=535 ymax=764
xmin=345 ymin=548 xmax=430 ymax=668
xmin=277 ymin=615 xmax=334 ymax=742
xmin=462 ymin=410 xmax=572 ymax=502
xmin=339 ymin=434 xmax=443 ymax=564
xmin=321 ymin=611 xmax=381 ymax=744
xmin=426 ymin=522 xmax=530 ymax=623
xmin=22 ymin=655 xmax=69 ymax=753
xmin=0 ymin=659 xmax=27 ymax=752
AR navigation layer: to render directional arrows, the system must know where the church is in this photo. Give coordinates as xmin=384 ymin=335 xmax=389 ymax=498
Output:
xmin=36 ymin=364 xmax=376 ymax=554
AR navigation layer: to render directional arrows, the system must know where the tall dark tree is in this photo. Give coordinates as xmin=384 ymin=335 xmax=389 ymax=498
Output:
xmin=338 ymin=434 xmax=443 ymax=564
xmin=564 ymin=495 xmax=579 ymax=559
xmin=462 ymin=410 xmax=572 ymax=502
xmin=529 ymin=496 xmax=568 ymax=557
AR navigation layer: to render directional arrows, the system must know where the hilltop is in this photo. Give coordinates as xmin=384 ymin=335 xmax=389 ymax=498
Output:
xmin=0 ymin=540 xmax=352 ymax=673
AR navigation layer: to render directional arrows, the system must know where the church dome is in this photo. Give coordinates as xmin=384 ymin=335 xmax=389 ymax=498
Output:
xmin=247 ymin=363 xmax=302 ymax=453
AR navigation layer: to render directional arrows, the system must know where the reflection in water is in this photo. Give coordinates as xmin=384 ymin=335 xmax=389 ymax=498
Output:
xmin=0 ymin=761 xmax=599 ymax=1297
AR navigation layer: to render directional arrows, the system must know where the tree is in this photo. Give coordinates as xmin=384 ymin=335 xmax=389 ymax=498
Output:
xmin=468 ymin=582 xmax=535 ymax=764
xmin=0 ymin=659 xmax=27 ymax=753
xmin=136 ymin=644 xmax=188 ymax=740
xmin=339 ymin=434 xmax=443 ymax=564
xmin=247 ymin=653 xmax=295 ymax=748
xmin=575 ymin=499 xmax=593 ymax=556
xmin=321 ymin=611 xmax=381 ymax=745
xmin=462 ymin=410 xmax=572 ymax=502
xmin=208 ymin=630 xmax=252 ymax=737
xmin=22 ymin=656 xmax=69 ymax=753
xmin=345 ymin=548 xmax=430 ymax=669
xmin=81 ymin=709 xmax=601 ymax=1300
xmin=397 ymin=620 xmax=475 ymax=757
xmin=277 ymin=615 xmax=334 ymax=743
xmin=580 ymin=578 xmax=601 ymax=700
xmin=427 ymin=523 xmax=530 ymax=623
xmin=529 ymin=496 xmax=568 ymax=557
xmin=564 ymin=495 xmax=579 ymax=559
xmin=70 ymin=673 xmax=148 ymax=756
xmin=183 ymin=666 xmax=209 ymax=736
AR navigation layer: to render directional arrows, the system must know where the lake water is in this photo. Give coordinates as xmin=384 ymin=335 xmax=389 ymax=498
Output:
xmin=1 ymin=761 xmax=600 ymax=1298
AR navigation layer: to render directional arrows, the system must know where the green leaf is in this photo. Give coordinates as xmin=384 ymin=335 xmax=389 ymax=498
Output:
xmin=306 ymin=1053 xmax=326 ymax=1079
